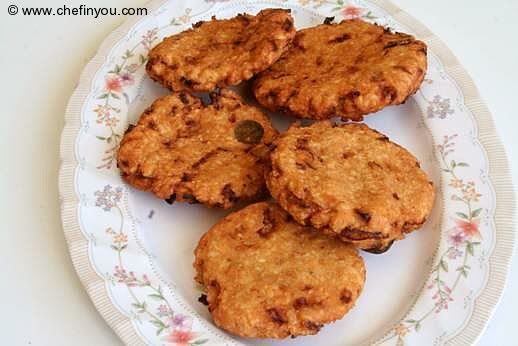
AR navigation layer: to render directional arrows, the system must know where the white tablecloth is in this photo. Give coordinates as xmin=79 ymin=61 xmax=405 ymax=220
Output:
xmin=0 ymin=0 xmax=515 ymax=344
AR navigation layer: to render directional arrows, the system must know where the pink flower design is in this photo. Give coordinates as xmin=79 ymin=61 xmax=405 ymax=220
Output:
xmin=434 ymin=294 xmax=453 ymax=313
xmin=93 ymin=104 xmax=111 ymax=117
xmin=157 ymin=304 xmax=170 ymax=317
xmin=456 ymin=219 xmax=481 ymax=239
xmin=431 ymin=282 xmax=453 ymax=313
xmin=142 ymin=274 xmax=150 ymax=286
xmin=105 ymin=76 xmax=122 ymax=93
xmin=342 ymin=5 xmax=363 ymax=19
xmin=447 ymin=247 xmax=463 ymax=259
xmin=114 ymin=267 xmax=133 ymax=286
xmin=164 ymin=330 xmax=197 ymax=346
xmin=119 ymin=72 xmax=134 ymax=86
xmin=103 ymin=115 xmax=119 ymax=128
xmin=112 ymin=266 xmax=151 ymax=287
xmin=125 ymin=63 xmax=140 ymax=73
xmin=437 ymin=134 xmax=457 ymax=157
xmin=93 ymin=105 xmax=120 ymax=127
xmin=449 ymin=229 xmax=467 ymax=247
xmin=142 ymin=28 xmax=159 ymax=50
xmin=171 ymin=314 xmax=192 ymax=331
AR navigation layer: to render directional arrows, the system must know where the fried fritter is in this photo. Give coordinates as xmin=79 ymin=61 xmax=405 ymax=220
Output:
xmin=117 ymin=89 xmax=277 ymax=208
xmin=253 ymin=19 xmax=427 ymax=121
xmin=266 ymin=121 xmax=435 ymax=251
xmin=194 ymin=202 xmax=365 ymax=338
xmin=146 ymin=9 xmax=295 ymax=92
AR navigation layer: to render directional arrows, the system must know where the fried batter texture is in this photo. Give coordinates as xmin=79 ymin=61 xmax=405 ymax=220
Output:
xmin=253 ymin=19 xmax=427 ymax=121
xmin=194 ymin=202 xmax=365 ymax=338
xmin=117 ymin=90 xmax=277 ymax=208
xmin=147 ymin=9 xmax=296 ymax=92
xmin=266 ymin=121 xmax=435 ymax=251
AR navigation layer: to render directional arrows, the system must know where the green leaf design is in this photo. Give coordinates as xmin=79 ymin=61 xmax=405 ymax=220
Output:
xmin=150 ymin=319 xmax=167 ymax=329
xmin=332 ymin=6 xmax=341 ymax=11
xmin=415 ymin=321 xmax=421 ymax=331
xmin=114 ymin=64 xmax=122 ymax=73
xmin=405 ymin=319 xmax=417 ymax=323
xmin=456 ymin=162 xmax=469 ymax=167
xmin=110 ymin=93 xmax=121 ymax=100
xmin=148 ymin=293 xmax=163 ymax=301
xmin=124 ymin=49 xmax=134 ymax=59
xmin=440 ymin=259 xmax=448 ymax=272
xmin=450 ymin=160 xmax=456 ymax=168
xmin=456 ymin=212 xmax=469 ymax=219
xmin=150 ymin=320 xmax=162 ymax=328
xmin=139 ymin=54 xmax=147 ymax=64
xmin=110 ymin=245 xmax=119 ymax=251
xmin=156 ymin=327 xmax=164 ymax=336
xmin=191 ymin=340 xmax=209 ymax=345
xmin=467 ymin=242 xmax=474 ymax=256
xmin=364 ymin=11 xmax=376 ymax=19
xmin=337 ymin=0 xmax=344 ymax=5
xmin=471 ymin=208 xmax=482 ymax=218
xmin=97 ymin=93 xmax=109 ymax=99
xmin=457 ymin=266 xmax=468 ymax=277
xmin=96 ymin=136 xmax=106 ymax=140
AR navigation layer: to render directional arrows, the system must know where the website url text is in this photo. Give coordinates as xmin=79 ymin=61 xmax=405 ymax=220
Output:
xmin=7 ymin=4 xmax=148 ymax=18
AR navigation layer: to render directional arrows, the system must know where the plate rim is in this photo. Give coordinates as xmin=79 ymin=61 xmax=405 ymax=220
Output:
xmin=58 ymin=0 xmax=516 ymax=344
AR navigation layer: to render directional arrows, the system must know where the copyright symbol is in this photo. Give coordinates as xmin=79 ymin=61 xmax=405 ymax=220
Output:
xmin=8 ymin=4 xmax=18 ymax=15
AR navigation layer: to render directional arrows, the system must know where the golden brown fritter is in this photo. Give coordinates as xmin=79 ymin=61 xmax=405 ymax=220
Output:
xmin=146 ymin=9 xmax=295 ymax=92
xmin=266 ymin=121 xmax=435 ymax=251
xmin=117 ymin=90 xmax=278 ymax=208
xmin=253 ymin=19 xmax=427 ymax=121
xmin=194 ymin=202 xmax=365 ymax=338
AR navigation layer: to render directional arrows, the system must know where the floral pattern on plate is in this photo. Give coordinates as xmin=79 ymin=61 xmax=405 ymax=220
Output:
xmin=60 ymin=0 xmax=513 ymax=345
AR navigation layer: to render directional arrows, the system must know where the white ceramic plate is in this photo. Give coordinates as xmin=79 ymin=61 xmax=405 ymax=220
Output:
xmin=59 ymin=1 xmax=515 ymax=345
